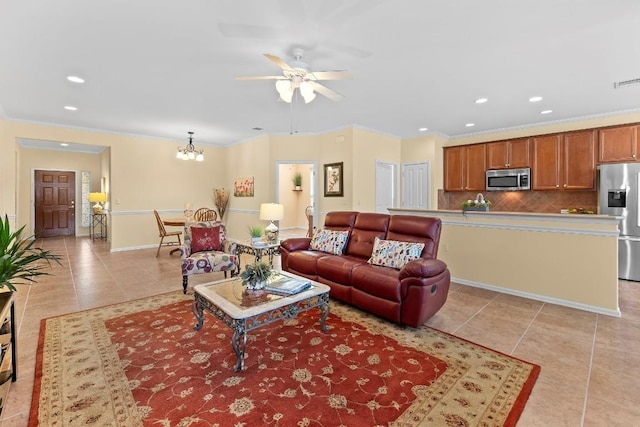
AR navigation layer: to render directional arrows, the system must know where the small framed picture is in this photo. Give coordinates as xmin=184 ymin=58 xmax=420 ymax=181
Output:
xmin=323 ymin=162 xmax=343 ymax=197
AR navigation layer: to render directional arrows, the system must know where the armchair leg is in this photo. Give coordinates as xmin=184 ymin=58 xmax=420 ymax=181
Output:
xmin=182 ymin=276 xmax=188 ymax=294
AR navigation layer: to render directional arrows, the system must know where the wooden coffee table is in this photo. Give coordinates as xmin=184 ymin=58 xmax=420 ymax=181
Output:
xmin=192 ymin=272 xmax=330 ymax=372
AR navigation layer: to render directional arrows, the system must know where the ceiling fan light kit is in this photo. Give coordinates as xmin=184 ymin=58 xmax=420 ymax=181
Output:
xmin=236 ymin=49 xmax=350 ymax=104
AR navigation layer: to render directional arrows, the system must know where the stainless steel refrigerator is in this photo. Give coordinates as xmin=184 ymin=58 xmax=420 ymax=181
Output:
xmin=599 ymin=162 xmax=640 ymax=281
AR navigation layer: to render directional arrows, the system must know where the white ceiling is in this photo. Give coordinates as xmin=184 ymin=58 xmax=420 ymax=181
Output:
xmin=2 ymin=0 xmax=640 ymax=149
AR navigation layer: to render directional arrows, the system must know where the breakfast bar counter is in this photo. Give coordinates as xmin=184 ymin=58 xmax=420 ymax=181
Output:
xmin=388 ymin=208 xmax=621 ymax=316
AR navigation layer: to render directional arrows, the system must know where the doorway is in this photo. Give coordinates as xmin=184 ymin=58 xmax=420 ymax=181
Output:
xmin=275 ymin=161 xmax=318 ymax=238
xmin=34 ymin=169 xmax=76 ymax=237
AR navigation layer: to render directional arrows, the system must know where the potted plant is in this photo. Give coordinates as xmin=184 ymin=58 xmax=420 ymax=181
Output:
xmin=248 ymin=225 xmax=264 ymax=245
xmin=292 ymin=172 xmax=302 ymax=191
xmin=240 ymin=261 xmax=272 ymax=290
xmin=462 ymin=193 xmax=491 ymax=213
xmin=0 ymin=214 xmax=61 ymax=292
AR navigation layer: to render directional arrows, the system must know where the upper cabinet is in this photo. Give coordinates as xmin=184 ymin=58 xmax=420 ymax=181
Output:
xmin=531 ymin=131 xmax=596 ymax=190
xmin=444 ymin=144 xmax=486 ymax=191
xmin=486 ymin=138 xmax=530 ymax=169
xmin=598 ymin=125 xmax=638 ymax=163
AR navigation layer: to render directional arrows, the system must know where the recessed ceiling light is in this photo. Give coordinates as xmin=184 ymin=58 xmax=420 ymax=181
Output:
xmin=64 ymin=105 xmax=77 ymax=111
xmin=67 ymin=76 xmax=85 ymax=83
xmin=252 ymin=127 xmax=263 ymax=131
xmin=419 ymin=127 xmax=428 ymax=132
xmin=465 ymin=123 xmax=475 ymax=127
xmin=529 ymin=96 xmax=543 ymax=102
xmin=474 ymin=98 xmax=488 ymax=104
xmin=60 ymin=143 xmax=69 ymax=147
xmin=540 ymin=110 xmax=553 ymax=114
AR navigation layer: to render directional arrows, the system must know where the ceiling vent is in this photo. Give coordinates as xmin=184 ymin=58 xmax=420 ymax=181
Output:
xmin=613 ymin=78 xmax=640 ymax=89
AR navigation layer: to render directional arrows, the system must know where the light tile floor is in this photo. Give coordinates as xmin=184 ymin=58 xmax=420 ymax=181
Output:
xmin=1 ymin=235 xmax=639 ymax=426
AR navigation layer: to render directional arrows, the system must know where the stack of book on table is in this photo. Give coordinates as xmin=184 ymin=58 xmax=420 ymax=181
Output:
xmin=265 ymin=272 xmax=311 ymax=295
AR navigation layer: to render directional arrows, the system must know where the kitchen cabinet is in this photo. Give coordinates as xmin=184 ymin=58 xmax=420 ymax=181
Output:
xmin=0 ymin=292 xmax=16 ymax=415
xmin=444 ymin=144 xmax=486 ymax=191
xmin=486 ymin=138 xmax=530 ymax=169
xmin=598 ymin=125 xmax=638 ymax=163
xmin=531 ymin=130 xmax=596 ymax=190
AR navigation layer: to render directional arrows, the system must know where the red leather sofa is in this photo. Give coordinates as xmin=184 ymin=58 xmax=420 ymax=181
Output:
xmin=280 ymin=211 xmax=451 ymax=327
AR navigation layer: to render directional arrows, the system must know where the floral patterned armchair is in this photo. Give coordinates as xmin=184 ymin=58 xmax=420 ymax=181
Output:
xmin=179 ymin=220 xmax=239 ymax=294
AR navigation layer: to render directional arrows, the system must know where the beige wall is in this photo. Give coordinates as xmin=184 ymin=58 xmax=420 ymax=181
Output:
xmin=3 ymin=111 xmax=639 ymax=251
xmin=390 ymin=209 xmax=620 ymax=315
xmin=1 ymin=119 xmax=226 ymax=249
xmin=352 ymin=127 xmax=401 ymax=212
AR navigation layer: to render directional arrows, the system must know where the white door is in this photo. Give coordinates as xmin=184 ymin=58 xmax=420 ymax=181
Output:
xmin=402 ymin=162 xmax=430 ymax=209
xmin=375 ymin=161 xmax=398 ymax=213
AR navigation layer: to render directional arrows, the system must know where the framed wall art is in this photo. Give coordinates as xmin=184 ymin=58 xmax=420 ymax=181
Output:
xmin=323 ymin=162 xmax=343 ymax=197
xmin=234 ymin=176 xmax=254 ymax=197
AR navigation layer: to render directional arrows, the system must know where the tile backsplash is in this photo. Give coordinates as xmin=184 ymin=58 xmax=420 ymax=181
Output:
xmin=438 ymin=190 xmax=598 ymax=214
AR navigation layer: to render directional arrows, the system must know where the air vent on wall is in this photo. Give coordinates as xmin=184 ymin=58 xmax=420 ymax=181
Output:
xmin=613 ymin=78 xmax=640 ymax=89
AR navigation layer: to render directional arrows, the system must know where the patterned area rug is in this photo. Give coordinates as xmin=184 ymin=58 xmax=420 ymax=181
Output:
xmin=30 ymin=291 xmax=539 ymax=426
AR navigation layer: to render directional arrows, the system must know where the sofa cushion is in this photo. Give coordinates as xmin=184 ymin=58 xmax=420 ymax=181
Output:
xmin=368 ymin=237 xmax=425 ymax=269
xmin=287 ymin=250 xmax=327 ymax=276
xmin=386 ymin=215 xmax=441 ymax=259
xmin=344 ymin=213 xmax=390 ymax=259
xmin=351 ymin=264 xmax=402 ymax=302
xmin=190 ymin=226 xmax=222 ymax=253
xmin=309 ymin=229 xmax=349 ymax=255
xmin=317 ymin=255 xmax=367 ymax=286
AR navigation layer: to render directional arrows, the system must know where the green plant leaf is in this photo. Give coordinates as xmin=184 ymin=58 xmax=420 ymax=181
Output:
xmin=0 ymin=214 xmax=62 ymax=291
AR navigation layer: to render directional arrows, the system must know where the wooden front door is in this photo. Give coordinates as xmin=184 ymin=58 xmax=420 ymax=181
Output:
xmin=34 ymin=170 xmax=76 ymax=237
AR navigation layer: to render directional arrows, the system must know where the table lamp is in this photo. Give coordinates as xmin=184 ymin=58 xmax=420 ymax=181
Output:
xmin=89 ymin=192 xmax=107 ymax=214
xmin=259 ymin=203 xmax=284 ymax=243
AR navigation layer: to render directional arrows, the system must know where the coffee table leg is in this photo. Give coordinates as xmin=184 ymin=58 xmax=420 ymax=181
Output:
xmin=232 ymin=320 xmax=247 ymax=372
xmin=192 ymin=300 xmax=204 ymax=331
xmin=319 ymin=301 xmax=330 ymax=333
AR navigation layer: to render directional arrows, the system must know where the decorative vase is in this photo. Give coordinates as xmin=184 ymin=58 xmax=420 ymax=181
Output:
xmin=243 ymin=280 xmax=266 ymax=290
xmin=251 ymin=237 xmax=262 ymax=245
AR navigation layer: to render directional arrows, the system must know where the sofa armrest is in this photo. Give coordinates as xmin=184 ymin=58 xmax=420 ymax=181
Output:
xmin=399 ymin=258 xmax=447 ymax=281
xmin=281 ymin=237 xmax=312 ymax=252
xmin=223 ymin=240 xmax=237 ymax=255
xmin=179 ymin=244 xmax=191 ymax=259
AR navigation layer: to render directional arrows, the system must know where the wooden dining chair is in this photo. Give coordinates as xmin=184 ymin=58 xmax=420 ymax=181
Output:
xmin=153 ymin=210 xmax=182 ymax=257
xmin=193 ymin=208 xmax=217 ymax=221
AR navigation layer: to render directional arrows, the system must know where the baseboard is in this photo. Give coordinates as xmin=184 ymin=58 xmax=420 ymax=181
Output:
xmin=452 ymin=276 xmax=621 ymax=318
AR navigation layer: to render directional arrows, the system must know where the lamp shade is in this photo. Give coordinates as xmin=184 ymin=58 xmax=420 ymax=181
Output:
xmin=259 ymin=203 xmax=284 ymax=221
xmin=89 ymin=192 xmax=107 ymax=203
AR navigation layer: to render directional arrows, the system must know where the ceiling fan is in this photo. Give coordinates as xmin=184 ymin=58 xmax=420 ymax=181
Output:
xmin=235 ymin=48 xmax=351 ymax=103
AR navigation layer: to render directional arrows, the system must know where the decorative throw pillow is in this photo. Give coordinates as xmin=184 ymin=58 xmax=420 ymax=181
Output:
xmin=367 ymin=237 xmax=425 ymax=269
xmin=309 ymin=229 xmax=349 ymax=255
xmin=190 ymin=226 xmax=222 ymax=253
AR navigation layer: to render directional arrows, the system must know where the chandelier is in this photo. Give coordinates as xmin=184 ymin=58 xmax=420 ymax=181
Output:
xmin=176 ymin=131 xmax=204 ymax=161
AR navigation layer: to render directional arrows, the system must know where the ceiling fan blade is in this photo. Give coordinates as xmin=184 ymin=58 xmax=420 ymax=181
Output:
xmin=309 ymin=81 xmax=344 ymax=102
xmin=235 ymin=76 xmax=287 ymax=81
xmin=308 ymin=70 xmax=352 ymax=80
xmin=264 ymin=54 xmax=294 ymax=71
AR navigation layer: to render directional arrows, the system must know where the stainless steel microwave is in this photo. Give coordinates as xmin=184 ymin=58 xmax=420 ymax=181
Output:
xmin=486 ymin=168 xmax=531 ymax=191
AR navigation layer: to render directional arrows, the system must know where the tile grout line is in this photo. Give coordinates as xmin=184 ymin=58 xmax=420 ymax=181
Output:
xmin=509 ymin=302 xmax=546 ymax=355
xmin=581 ymin=314 xmax=599 ymax=427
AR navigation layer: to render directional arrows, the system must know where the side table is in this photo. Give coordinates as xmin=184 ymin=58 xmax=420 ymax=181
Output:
xmin=90 ymin=213 xmax=107 ymax=240
xmin=235 ymin=241 xmax=280 ymax=267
